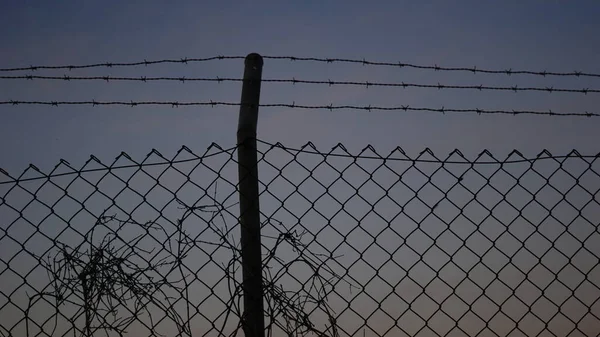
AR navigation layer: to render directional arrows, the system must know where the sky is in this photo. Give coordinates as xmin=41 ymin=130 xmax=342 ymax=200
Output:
xmin=1 ymin=1 xmax=600 ymax=337
xmin=1 ymin=1 xmax=599 ymax=174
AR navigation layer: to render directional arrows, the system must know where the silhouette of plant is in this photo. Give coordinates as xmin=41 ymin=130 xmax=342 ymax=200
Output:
xmin=25 ymin=211 xmax=194 ymax=337
xmin=24 ymin=188 xmax=352 ymax=337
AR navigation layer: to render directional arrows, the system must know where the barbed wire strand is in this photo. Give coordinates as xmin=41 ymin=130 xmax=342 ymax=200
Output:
xmin=1 ymin=75 xmax=598 ymax=95
xmin=1 ymin=100 xmax=598 ymax=117
xmin=1 ymin=55 xmax=599 ymax=79
xmin=263 ymin=56 xmax=600 ymax=78
xmin=0 ymin=56 xmax=245 ymax=72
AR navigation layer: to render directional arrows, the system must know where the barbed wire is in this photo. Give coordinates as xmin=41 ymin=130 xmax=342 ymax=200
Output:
xmin=1 ymin=100 xmax=598 ymax=117
xmin=263 ymin=56 xmax=600 ymax=78
xmin=0 ymin=56 xmax=245 ymax=72
xmin=1 ymin=75 xmax=598 ymax=95
xmin=1 ymin=55 xmax=599 ymax=79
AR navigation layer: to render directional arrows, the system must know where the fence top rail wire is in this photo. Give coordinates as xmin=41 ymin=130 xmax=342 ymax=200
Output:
xmin=256 ymin=139 xmax=600 ymax=163
xmin=2 ymin=75 xmax=599 ymax=95
xmin=2 ymin=140 xmax=598 ymax=185
xmin=1 ymin=54 xmax=599 ymax=79
xmin=0 ymin=143 xmax=238 ymax=185
xmin=2 ymin=100 xmax=599 ymax=117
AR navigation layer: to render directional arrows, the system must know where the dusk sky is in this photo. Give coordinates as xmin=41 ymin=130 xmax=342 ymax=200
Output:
xmin=1 ymin=2 xmax=600 ymax=337
xmin=1 ymin=1 xmax=600 ymax=174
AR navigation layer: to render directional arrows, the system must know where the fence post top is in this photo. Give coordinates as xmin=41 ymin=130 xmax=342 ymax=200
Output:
xmin=245 ymin=53 xmax=263 ymax=68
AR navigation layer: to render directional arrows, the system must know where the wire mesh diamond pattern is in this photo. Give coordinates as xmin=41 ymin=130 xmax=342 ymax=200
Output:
xmin=1 ymin=141 xmax=599 ymax=337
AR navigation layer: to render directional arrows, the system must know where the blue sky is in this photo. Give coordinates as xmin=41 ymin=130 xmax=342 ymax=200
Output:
xmin=1 ymin=1 xmax=600 ymax=174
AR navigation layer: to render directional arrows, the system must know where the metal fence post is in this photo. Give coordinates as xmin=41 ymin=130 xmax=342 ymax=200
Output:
xmin=237 ymin=53 xmax=265 ymax=337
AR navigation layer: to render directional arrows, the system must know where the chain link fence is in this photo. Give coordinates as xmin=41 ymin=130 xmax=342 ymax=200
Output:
xmin=1 ymin=140 xmax=599 ymax=337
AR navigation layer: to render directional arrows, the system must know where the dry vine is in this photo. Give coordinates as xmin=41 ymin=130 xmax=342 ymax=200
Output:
xmin=25 ymin=186 xmax=355 ymax=337
xmin=25 ymin=210 xmax=195 ymax=337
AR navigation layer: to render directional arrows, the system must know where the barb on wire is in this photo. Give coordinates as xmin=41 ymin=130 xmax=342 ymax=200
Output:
xmin=1 ymin=99 xmax=598 ymax=117
xmin=0 ymin=56 xmax=245 ymax=72
xmin=263 ymin=55 xmax=600 ymax=78
xmin=1 ymin=54 xmax=599 ymax=78
xmin=2 ymin=75 xmax=599 ymax=95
